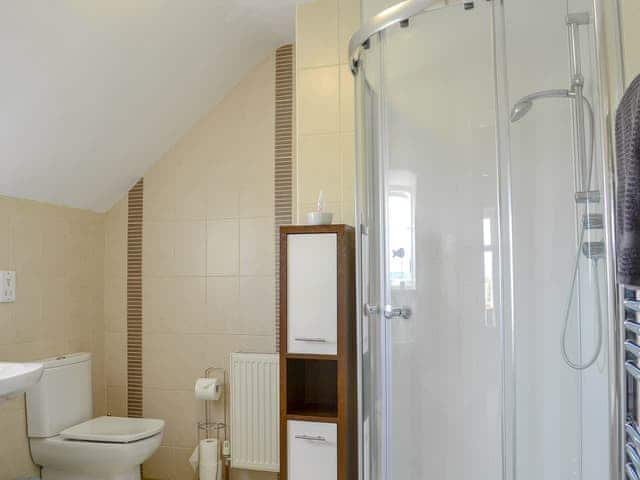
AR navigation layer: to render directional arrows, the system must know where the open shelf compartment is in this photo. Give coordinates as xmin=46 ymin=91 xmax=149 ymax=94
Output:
xmin=286 ymin=358 xmax=338 ymax=419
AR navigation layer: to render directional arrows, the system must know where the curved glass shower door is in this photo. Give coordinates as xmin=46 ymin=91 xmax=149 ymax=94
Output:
xmin=356 ymin=2 xmax=504 ymax=479
xmin=355 ymin=0 xmax=618 ymax=479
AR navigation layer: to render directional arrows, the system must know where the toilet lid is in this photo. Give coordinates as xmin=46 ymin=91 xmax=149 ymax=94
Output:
xmin=60 ymin=416 xmax=165 ymax=443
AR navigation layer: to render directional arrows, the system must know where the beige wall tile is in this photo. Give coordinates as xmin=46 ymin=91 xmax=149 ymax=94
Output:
xmin=239 ymin=180 xmax=273 ymax=219
xmin=0 ymin=197 xmax=14 ymax=267
xmin=175 ymin=154 xmax=208 ymax=220
xmin=341 ymin=133 xmax=356 ymax=226
xmin=174 ymin=447 xmax=196 ymax=480
xmin=207 ymin=157 xmax=240 ymax=219
xmin=204 ymin=334 xmax=276 ymax=372
xmin=144 ymin=277 xmax=175 ymax=334
xmin=144 ymin=277 xmax=207 ymax=335
xmin=144 ymin=221 xmax=176 ymax=276
xmin=0 ymin=308 xmax=12 ymax=346
xmin=298 ymin=134 xmax=342 ymax=205
xmin=338 ymin=0 xmax=361 ymax=65
xmin=143 ymin=389 xmax=199 ymax=448
xmin=340 ymin=133 xmax=355 ymax=193
xmin=10 ymin=209 xmax=43 ymax=273
xmin=239 ymin=218 xmax=274 ymax=276
xmin=104 ymin=276 xmax=126 ymax=333
xmin=106 ymin=385 xmax=127 ymax=417
xmin=207 ymin=219 xmax=239 ymax=275
xmin=0 ymin=405 xmax=40 ymax=480
xmin=0 ymin=195 xmax=105 ymax=479
xmin=99 ymin=56 xmax=278 ymax=480
xmin=237 ymin=276 xmax=275 ymax=336
xmin=104 ymin=197 xmax=127 ymax=280
xmin=144 ymin=334 xmax=209 ymax=390
xmin=296 ymin=2 xmax=358 ymax=225
xmin=339 ymin=64 xmax=355 ymax=132
xmin=296 ymin=0 xmax=339 ymax=69
xmin=105 ymin=332 xmax=126 ymax=387
xmin=298 ymin=66 xmax=340 ymax=135
xmin=145 ymin=446 xmax=176 ymax=480
xmin=145 ymin=157 xmax=177 ymax=222
xmin=174 ymin=221 xmax=206 ymax=276
xmin=174 ymin=277 xmax=207 ymax=334
xmin=12 ymin=272 xmax=43 ymax=344
xmin=206 ymin=276 xmax=239 ymax=333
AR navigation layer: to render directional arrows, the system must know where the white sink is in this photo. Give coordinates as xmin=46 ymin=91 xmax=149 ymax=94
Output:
xmin=0 ymin=362 xmax=44 ymax=399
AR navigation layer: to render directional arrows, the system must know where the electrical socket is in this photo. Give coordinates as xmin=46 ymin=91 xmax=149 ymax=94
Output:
xmin=0 ymin=271 xmax=15 ymax=303
xmin=223 ymin=439 xmax=230 ymax=456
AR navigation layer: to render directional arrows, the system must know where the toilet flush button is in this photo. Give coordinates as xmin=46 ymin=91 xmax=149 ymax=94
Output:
xmin=0 ymin=271 xmax=15 ymax=303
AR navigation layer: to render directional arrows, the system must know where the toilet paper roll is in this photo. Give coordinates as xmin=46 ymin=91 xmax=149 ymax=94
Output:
xmin=199 ymin=439 xmax=219 ymax=480
xmin=199 ymin=438 xmax=218 ymax=465
xmin=195 ymin=378 xmax=221 ymax=401
xmin=199 ymin=464 xmax=218 ymax=480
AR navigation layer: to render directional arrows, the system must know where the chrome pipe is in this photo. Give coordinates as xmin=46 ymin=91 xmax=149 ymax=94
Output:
xmin=627 ymin=422 xmax=640 ymax=447
xmin=627 ymin=463 xmax=640 ymax=480
xmin=625 ymin=340 xmax=640 ymax=358
xmin=626 ymin=361 xmax=640 ymax=382
xmin=628 ymin=443 xmax=640 ymax=470
xmin=626 ymin=321 xmax=640 ymax=336
xmin=625 ymin=300 xmax=640 ymax=313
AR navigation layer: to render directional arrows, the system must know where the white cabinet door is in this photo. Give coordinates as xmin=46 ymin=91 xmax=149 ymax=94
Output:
xmin=287 ymin=234 xmax=337 ymax=355
xmin=288 ymin=420 xmax=337 ymax=480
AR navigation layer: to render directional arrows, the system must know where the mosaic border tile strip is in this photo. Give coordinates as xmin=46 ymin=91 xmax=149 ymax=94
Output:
xmin=127 ymin=179 xmax=143 ymax=418
xmin=274 ymin=44 xmax=295 ymax=353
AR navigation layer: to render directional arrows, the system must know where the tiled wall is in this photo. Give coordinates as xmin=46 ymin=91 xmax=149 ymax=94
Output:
xmin=137 ymin=55 xmax=277 ymax=480
xmin=0 ymin=195 xmax=105 ymax=480
xmin=104 ymin=196 xmax=128 ymax=417
xmin=620 ymin=0 xmax=640 ymax=82
xmin=295 ymin=0 xmax=360 ymax=226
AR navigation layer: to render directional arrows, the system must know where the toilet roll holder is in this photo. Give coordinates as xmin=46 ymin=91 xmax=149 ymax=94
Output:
xmin=197 ymin=366 xmax=227 ymax=443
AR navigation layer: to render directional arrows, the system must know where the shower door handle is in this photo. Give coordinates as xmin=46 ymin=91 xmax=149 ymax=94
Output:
xmin=383 ymin=304 xmax=412 ymax=320
xmin=364 ymin=304 xmax=379 ymax=316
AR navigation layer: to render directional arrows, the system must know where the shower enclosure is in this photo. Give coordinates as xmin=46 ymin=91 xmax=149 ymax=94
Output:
xmin=351 ymin=0 xmax=624 ymax=479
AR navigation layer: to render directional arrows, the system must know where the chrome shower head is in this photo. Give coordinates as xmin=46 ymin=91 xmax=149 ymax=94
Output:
xmin=510 ymin=100 xmax=533 ymax=122
xmin=510 ymin=89 xmax=574 ymax=123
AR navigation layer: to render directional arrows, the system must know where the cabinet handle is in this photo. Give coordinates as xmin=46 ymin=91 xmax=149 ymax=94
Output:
xmin=294 ymin=434 xmax=327 ymax=442
xmin=294 ymin=337 xmax=328 ymax=343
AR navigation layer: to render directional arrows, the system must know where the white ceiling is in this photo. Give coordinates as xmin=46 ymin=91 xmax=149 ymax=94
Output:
xmin=0 ymin=0 xmax=301 ymax=212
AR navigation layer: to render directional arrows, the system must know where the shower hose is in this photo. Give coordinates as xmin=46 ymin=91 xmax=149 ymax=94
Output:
xmin=560 ymin=96 xmax=603 ymax=370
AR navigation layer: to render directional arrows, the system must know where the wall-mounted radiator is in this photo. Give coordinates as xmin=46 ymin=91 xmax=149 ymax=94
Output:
xmin=230 ymin=352 xmax=279 ymax=472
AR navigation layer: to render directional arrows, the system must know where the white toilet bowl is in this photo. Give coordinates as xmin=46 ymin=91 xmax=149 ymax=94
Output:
xmin=31 ymin=416 xmax=164 ymax=480
xmin=25 ymin=354 xmax=165 ymax=480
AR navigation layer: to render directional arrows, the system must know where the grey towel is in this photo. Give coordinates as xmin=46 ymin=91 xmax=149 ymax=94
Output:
xmin=617 ymin=74 xmax=640 ymax=286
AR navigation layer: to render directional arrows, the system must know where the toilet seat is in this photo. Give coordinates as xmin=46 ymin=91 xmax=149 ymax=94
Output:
xmin=60 ymin=416 xmax=164 ymax=444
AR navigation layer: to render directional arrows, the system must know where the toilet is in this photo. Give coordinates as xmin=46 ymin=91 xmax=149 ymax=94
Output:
xmin=26 ymin=352 xmax=164 ymax=480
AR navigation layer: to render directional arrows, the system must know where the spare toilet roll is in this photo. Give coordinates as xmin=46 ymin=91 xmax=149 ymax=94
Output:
xmin=199 ymin=438 xmax=219 ymax=480
xmin=195 ymin=377 xmax=221 ymax=401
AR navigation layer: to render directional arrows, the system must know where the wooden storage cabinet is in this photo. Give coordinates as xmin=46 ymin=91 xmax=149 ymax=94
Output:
xmin=279 ymin=225 xmax=357 ymax=480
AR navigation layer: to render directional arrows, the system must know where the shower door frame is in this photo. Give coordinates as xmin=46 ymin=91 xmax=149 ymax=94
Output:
xmin=350 ymin=1 xmax=626 ymax=479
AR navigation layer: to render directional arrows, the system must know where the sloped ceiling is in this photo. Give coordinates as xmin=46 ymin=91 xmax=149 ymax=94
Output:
xmin=0 ymin=0 xmax=303 ymax=212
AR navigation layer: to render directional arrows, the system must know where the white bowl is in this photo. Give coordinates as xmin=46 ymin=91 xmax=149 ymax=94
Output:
xmin=306 ymin=212 xmax=333 ymax=225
